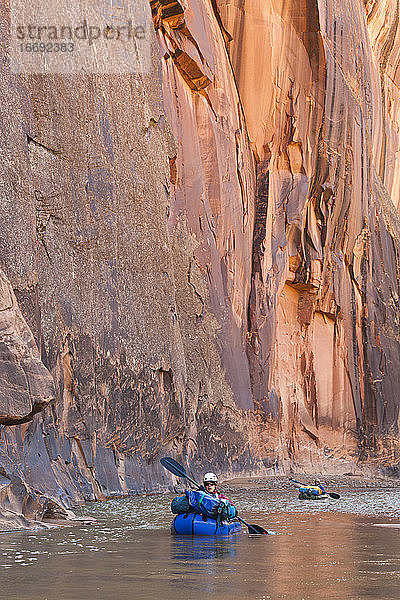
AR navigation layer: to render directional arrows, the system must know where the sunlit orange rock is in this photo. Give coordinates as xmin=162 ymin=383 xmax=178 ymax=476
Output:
xmin=217 ymin=0 xmax=400 ymax=469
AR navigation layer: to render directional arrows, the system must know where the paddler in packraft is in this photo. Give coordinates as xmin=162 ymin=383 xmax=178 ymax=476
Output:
xmin=171 ymin=471 xmax=237 ymax=521
xmin=289 ymin=476 xmax=341 ymax=500
xmin=161 ymin=456 xmax=271 ymax=533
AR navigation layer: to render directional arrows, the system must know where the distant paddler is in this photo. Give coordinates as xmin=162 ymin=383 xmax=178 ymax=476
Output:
xmin=289 ymin=477 xmax=340 ymax=500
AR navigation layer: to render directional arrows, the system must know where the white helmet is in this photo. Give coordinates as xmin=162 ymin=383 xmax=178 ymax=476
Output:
xmin=203 ymin=472 xmax=218 ymax=484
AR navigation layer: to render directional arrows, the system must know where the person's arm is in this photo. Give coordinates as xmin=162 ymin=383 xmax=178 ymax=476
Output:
xmin=218 ymin=494 xmax=237 ymax=519
xmin=217 ymin=492 xmax=233 ymax=504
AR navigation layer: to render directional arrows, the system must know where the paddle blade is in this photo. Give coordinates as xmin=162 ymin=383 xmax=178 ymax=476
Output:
xmin=160 ymin=457 xmax=188 ymax=479
xmin=246 ymin=523 xmax=270 ymax=535
xmin=328 ymin=492 xmax=340 ymax=499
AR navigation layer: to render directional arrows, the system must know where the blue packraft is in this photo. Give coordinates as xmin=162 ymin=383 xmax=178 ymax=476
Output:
xmin=172 ymin=512 xmax=242 ymax=536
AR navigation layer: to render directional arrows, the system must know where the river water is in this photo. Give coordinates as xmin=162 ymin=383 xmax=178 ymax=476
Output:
xmin=1 ymin=487 xmax=400 ymax=600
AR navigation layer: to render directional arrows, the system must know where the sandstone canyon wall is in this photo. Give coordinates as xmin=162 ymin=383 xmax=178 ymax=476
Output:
xmin=218 ymin=0 xmax=400 ymax=469
xmin=0 ymin=0 xmax=399 ymax=523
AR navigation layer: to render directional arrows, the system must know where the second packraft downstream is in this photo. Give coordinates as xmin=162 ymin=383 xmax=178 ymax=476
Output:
xmin=298 ymin=486 xmax=329 ymax=500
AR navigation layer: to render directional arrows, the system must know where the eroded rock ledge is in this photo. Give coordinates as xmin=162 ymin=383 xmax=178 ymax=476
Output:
xmin=0 ymin=268 xmax=54 ymax=425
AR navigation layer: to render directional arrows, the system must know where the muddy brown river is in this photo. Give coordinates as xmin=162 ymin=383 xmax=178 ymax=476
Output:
xmin=1 ymin=486 xmax=400 ymax=599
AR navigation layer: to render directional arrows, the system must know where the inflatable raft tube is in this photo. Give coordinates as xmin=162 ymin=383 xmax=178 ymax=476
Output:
xmin=172 ymin=513 xmax=242 ymax=535
xmin=298 ymin=492 xmax=329 ymax=500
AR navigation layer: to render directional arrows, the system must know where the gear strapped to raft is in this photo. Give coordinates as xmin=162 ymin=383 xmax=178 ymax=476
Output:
xmin=171 ymin=490 xmax=236 ymax=522
xmin=298 ymin=486 xmax=324 ymax=496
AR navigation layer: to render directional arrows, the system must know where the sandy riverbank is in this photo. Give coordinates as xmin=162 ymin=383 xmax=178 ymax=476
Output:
xmin=221 ymin=473 xmax=400 ymax=493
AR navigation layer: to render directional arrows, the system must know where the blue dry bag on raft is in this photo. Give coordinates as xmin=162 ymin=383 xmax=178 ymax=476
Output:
xmin=171 ymin=495 xmax=190 ymax=514
xmin=185 ymin=490 xmax=237 ymax=521
xmin=186 ymin=490 xmax=220 ymax=517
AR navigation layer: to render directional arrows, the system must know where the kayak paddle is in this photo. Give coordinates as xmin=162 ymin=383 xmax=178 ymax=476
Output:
xmin=160 ymin=456 xmax=270 ymax=534
xmin=289 ymin=477 xmax=340 ymax=499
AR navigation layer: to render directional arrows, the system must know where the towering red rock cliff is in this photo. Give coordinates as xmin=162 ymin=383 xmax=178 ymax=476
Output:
xmin=0 ymin=0 xmax=399 ymax=523
xmin=218 ymin=0 xmax=400 ymax=468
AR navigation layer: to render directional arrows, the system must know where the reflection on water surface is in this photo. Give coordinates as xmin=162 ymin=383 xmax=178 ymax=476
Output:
xmin=1 ymin=489 xmax=399 ymax=600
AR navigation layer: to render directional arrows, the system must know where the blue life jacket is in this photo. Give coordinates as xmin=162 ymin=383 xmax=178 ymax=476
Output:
xmin=185 ymin=490 xmax=237 ymax=521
